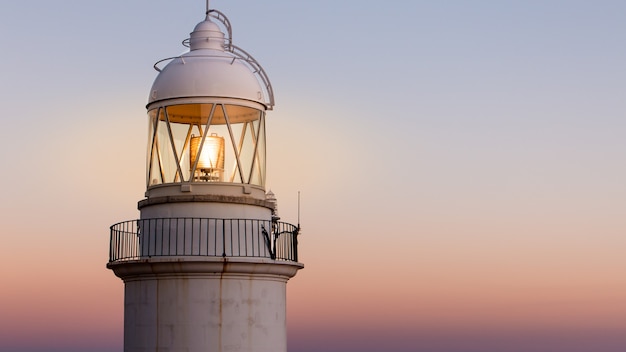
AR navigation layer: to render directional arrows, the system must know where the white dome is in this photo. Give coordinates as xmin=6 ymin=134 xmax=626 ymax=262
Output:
xmin=149 ymin=49 xmax=264 ymax=105
xmin=148 ymin=17 xmax=268 ymax=108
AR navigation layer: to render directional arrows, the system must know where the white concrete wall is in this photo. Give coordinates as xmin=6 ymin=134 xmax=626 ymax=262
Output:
xmin=111 ymin=182 xmax=302 ymax=352
xmin=122 ymin=267 xmax=292 ymax=352
xmin=140 ymin=201 xmax=271 ymax=221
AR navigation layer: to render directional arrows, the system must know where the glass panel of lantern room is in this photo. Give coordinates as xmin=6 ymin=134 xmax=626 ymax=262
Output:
xmin=146 ymin=110 xmax=159 ymax=186
xmin=145 ymin=104 xmax=210 ymax=185
xmin=222 ymin=104 xmax=265 ymax=186
xmin=146 ymin=103 xmax=266 ymax=187
xmin=224 ymin=106 xmax=265 ymax=186
xmin=155 ymin=112 xmax=178 ymax=183
xmin=166 ymin=118 xmax=196 ymax=183
xmin=147 ymin=108 xmax=172 ymax=186
xmin=249 ymin=116 xmax=266 ymax=186
xmin=167 ymin=104 xmax=214 ymax=182
xmin=201 ymin=105 xmax=240 ymax=183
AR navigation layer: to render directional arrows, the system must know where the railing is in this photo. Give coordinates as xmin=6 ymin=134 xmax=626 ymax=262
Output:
xmin=109 ymin=218 xmax=299 ymax=263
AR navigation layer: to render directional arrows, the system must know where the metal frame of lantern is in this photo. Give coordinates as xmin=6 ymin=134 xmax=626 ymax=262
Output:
xmin=146 ymin=101 xmax=267 ymax=186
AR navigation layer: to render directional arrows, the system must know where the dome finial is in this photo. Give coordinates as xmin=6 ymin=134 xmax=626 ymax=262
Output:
xmin=206 ymin=0 xmax=210 ymax=15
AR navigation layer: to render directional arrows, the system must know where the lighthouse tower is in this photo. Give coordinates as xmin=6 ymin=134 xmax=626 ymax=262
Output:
xmin=107 ymin=5 xmax=303 ymax=352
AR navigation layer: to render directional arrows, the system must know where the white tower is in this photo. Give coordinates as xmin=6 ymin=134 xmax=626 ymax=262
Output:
xmin=107 ymin=5 xmax=303 ymax=352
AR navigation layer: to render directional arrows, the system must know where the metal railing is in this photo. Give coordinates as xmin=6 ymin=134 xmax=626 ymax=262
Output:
xmin=109 ymin=218 xmax=299 ymax=263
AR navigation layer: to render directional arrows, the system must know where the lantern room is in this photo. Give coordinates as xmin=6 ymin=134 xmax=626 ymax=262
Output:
xmin=145 ymin=10 xmax=273 ymax=189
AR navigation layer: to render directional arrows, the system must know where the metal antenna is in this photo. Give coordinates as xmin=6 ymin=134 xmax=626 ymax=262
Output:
xmin=297 ymin=191 xmax=301 ymax=227
xmin=206 ymin=0 xmax=210 ymax=15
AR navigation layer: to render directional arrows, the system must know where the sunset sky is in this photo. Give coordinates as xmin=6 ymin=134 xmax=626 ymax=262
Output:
xmin=1 ymin=1 xmax=625 ymax=351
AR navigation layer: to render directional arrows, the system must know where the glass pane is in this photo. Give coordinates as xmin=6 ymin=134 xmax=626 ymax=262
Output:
xmin=224 ymin=105 xmax=263 ymax=185
xmin=147 ymin=109 xmax=167 ymax=186
xmin=148 ymin=145 xmax=163 ymax=185
xmin=155 ymin=118 xmax=177 ymax=183
xmin=146 ymin=110 xmax=158 ymax=186
xmin=146 ymin=103 xmax=266 ymax=187
xmin=250 ymin=115 xmax=266 ymax=186
xmin=167 ymin=119 xmax=193 ymax=182
xmin=206 ymin=123 xmax=236 ymax=183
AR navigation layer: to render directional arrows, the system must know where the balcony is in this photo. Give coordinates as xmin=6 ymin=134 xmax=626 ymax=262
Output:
xmin=108 ymin=218 xmax=299 ymax=263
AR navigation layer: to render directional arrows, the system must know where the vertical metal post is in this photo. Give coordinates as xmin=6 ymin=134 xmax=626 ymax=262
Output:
xmin=293 ymin=226 xmax=299 ymax=262
xmin=221 ymin=219 xmax=226 ymax=257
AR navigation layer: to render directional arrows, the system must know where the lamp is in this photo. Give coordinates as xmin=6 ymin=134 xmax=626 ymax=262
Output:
xmin=190 ymin=133 xmax=225 ymax=181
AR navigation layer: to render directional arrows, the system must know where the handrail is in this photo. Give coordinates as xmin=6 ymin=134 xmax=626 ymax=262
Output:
xmin=109 ymin=218 xmax=299 ymax=263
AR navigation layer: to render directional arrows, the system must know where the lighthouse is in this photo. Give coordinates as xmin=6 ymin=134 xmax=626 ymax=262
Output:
xmin=107 ymin=4 xmax=303 ymax=352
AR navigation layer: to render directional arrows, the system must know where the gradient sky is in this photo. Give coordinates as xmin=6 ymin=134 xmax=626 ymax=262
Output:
xmin=1 ymin=1 xmax=625 ymax=351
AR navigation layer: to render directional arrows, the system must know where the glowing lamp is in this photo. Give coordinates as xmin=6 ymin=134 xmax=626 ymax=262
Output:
xmin=190 ymin=133 xmax=225 ymax=181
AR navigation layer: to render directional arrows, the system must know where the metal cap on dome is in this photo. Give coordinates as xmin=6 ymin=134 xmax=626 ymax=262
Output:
xmin=189 ymin=15 xmax=226 ymax=51
xmin=147 ymin=8 xmax=275 ymax=110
